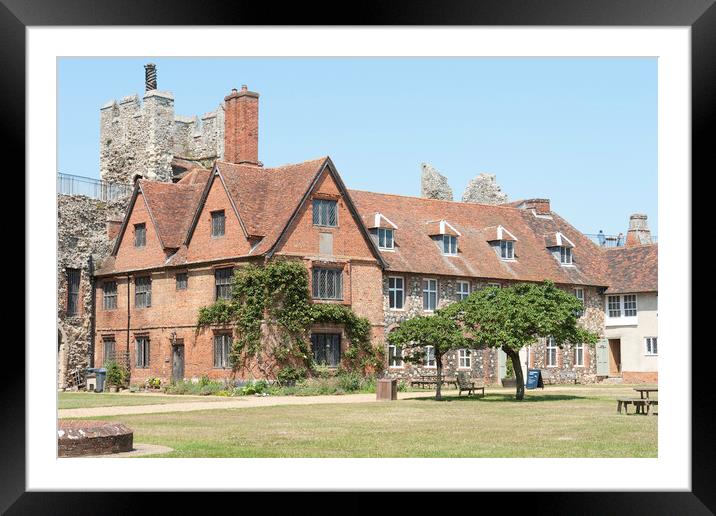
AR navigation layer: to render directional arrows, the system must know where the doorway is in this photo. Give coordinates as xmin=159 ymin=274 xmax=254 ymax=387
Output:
xmin=172 ymin=341 xmax=185 ymax=383
xmin=608 ymin=339 xmax=622 ymax=376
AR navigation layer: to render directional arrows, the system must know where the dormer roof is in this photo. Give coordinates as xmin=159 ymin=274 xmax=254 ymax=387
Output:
xmin=426 ymin=219 xmax=461 ymax=237
xmin=369 ymin=212 xmax=398 ymax=230
xmin=544 ymin=231 xmax=575 ymax=249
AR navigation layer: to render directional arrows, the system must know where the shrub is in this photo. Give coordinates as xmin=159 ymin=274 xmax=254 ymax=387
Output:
xmin=276 ymin=366 xmax=308 ymax=386
xmin=105 ymin=360 xmax=127 ymax=388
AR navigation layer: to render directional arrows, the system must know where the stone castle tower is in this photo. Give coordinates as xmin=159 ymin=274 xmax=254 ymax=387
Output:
xmin=99 ymin=63 xmax=230 ymax=184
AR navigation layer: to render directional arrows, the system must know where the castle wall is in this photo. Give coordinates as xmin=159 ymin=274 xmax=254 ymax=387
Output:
xmin=100 ymin=91 xmax=224 ymax=184
xmin=57 ymin=194 xmax=129 ymax=388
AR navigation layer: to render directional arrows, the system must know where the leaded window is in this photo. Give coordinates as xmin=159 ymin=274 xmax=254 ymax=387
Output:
xmin=574 ymin=288 xmax=584 ymax=316
xmin=645 ymin=337 xmax=658 ymax=356
xmin=134 ymin=223 xmax=146 ymax=247
xmin=214 ymin=334 xmax=232 ymax=368
xmin=135 ymin=336 xmax=150 ymax=368
xmin=377 ymin=228 xmax=394 ymax=249
xmin=103 ymin=280 xmax=117 ymax=310
xmin=312 ymin=268 xmax=343 ymax=300
xmin=215 ymin=267 xmax=233 ymax=300
xmin=176 ymin=272 xmax=188 ymax=290
xmin=388 ymin=276 xmax=404 ymax=309
xmin=312 ymin=199 xmax=338 ymax=227
xmin=211 ymin=210 xmax=225 ymax=237
xmin=103 ymin=338 xmax=116 ymax=365
xmin=311 ymin=333 xmax=341 ymax=367
xmin=66 ymin=268 xmax=80 ymax=316
xmin=423 ymin=279 xmax=438 ymax=311
xmin=135 ymin=276 xmax=152 ymax=308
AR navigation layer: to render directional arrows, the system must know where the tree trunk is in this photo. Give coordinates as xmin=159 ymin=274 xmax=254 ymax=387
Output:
xmin=503 ymin=345 xmax=525 ymax=401
xmin=435 ymin=351 xmax=443 ymax=401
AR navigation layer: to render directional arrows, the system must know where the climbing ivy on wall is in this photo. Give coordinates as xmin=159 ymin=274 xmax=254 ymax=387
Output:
xmin=197 ymin=260 xmax=382 ymax=378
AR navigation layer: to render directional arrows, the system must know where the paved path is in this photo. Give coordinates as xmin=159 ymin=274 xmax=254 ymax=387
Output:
xmin=59 ymin=389 xmax=462 ymax=419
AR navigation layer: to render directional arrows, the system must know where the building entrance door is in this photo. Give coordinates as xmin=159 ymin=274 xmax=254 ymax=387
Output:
xmin=172 ymin=342 xmax=185 ymax=383
xmin=608 ymin=339 xmax=622 ymax=376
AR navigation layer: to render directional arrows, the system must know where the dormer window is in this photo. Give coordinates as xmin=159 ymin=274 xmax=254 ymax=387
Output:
xmin=377 ymin=228 xmax=394 ymax=249
xmin=560 ymin=246 xmax=573 ymax=265
xmin=500 ymin=240 xmax=514 ymax=259
xmin=442 ymin=234 xmax=458 ymax=255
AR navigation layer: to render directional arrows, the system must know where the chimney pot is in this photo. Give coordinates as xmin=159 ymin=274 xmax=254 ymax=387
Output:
xmin=241 ymin=85 xmax=248 ymax=91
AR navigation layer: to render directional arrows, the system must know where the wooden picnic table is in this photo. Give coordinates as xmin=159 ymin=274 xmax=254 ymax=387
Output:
xmin=633 ymin=387 xmax=658 ymax=399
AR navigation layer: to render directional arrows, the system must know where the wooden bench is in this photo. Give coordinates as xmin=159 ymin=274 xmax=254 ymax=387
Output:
xmin=456 ymin=373 xmax=485 ymax=397
xmin=617 ymin=397 xmax=657 ymax=415
xmin=409 ymin=376 xmax=456 ymax=389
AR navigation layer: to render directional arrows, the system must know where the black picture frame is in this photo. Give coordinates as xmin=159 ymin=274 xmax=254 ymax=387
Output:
xmin=5 ymin=0 xmax=708 ymax=513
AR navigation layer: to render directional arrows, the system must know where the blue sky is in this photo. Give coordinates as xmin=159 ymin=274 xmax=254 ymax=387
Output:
xmin=58 ymin=57 xmax=657 ymax=236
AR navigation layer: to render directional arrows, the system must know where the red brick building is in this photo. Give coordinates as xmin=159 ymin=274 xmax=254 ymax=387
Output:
xmin=92 ymin=85 xmax=634 ymax=386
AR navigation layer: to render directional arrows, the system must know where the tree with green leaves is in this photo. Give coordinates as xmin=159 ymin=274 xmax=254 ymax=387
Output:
xmin=442 ymin=281 xmax=598 ymax=400
xmin=386 ymin=312 xmax=468 ymax=400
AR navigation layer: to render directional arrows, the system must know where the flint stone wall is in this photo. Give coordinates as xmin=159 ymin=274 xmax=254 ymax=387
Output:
xmin=57 ymin=194 xmax=129 ymax=389
xmin=462 ymin=173 xmax=509 ymax=204
xmin=420 ymin=163 xmax=453 ymax=201
xmin=100 ymin=91 xmax=224 ymax=184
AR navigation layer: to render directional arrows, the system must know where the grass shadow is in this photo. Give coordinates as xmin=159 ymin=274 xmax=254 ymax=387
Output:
xmin=406 ymin=394 xmax=588 ymax=403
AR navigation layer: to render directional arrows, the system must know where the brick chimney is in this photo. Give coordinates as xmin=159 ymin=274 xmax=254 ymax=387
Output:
xmin=224 ymin=85 xmax=260 ymax=166
xmin=106 ymin=217 xmax=123 ymax=240
xmin=625 ymin=213 xmax=652 ymax=246
xmin=521 ymin=198 xmax=551 ymax=215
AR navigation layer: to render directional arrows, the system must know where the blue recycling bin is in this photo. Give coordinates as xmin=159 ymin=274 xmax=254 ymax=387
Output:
xmin=96 ymin=368 xmax=107 ymax=392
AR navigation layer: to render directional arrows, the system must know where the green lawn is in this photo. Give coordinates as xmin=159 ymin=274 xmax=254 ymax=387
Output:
xmin=66 ymin=385 xmax=657 ymax=457
xmin=58 ymin=392 xmax=228 ymax=410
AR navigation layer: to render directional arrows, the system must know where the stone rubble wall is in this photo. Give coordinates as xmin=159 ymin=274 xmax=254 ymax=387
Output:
xmin=420 ymin=163 xmax=453 ymax=201
xmin=57 ymin=194 xmax=129 ymax=389
xmin=100 ymin=91 xmax=223 ymax=185
xmin=462 ymin=173 xmax=509 ymax=204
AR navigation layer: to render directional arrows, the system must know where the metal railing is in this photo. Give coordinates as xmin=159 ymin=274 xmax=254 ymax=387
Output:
xmin=585 ymin=233 xmax=658 ymax=247
xmin=57 ymin=173 xmax=133 ymax=201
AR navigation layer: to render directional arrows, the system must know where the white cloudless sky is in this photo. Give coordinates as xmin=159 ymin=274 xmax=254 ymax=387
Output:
xmin=58 ymin=57 xmax=657 ymax=236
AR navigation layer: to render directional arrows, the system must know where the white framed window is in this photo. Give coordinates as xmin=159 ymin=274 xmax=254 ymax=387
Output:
xmin=457 ymin=280 xmax=470 ymax=300
xmin=458 ymin=349 xmax=471 ymax=369
xmin=645 ymin=337 xmax=658 ymax=356
xmin=607 ymin=295 xmax=622 ymax=318
xmin=623 ymin=294 xmax=638 ymax=317
xmin=388 ymin=276 xmax=404 ymax=310
xmin=607 ymin=294 xmax=638 ymax=320
xmin=574 ymin=342 xmax=585 ymax=367
xmin=377 ymin=228 xmax=394 ymax=249
xmin=423 ymin=278 xmax=438 ymax=311
xmin=546 ymin=337 xmax=558 ymax=367
xmin=500 ymin=240 xmax=514 ymax=259
xmin=574 ymin=288 xmax=584 ymax=316
xmin=425 ymin=345 xmax=436 ymax=367
xmin=388 ymin=344 xmax=403 ymax=368
xmin=560 ymin=246 xmax=573 ymax=265
xmin=442 ymin=234 xmax=458 ymax=255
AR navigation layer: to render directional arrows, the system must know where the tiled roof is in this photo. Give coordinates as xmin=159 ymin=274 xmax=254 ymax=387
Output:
xmin=604 ymin=244 xmax=658 ymax=293
xmin=349 ymin=190 xmax=609 ymax=286
xmin=140 ymin=180 xmax=204 ymax=249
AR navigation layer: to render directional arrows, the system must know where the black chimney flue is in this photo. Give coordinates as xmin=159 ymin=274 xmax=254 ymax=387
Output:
xmin=144 ymin=63 xmax=157 ymax=92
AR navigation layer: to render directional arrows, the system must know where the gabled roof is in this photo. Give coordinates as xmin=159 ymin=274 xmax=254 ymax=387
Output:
xmin=140 ymin=180 xmax=204 ymax=249
xmin=604 ymin=244 xmax=658 ymax=294
xmin=368 ymin=213 xmax=398 ymax=229
xmin=426 ymin=220 xmax=461 ymax=237
xmin=484 ymin=225 xmax=518 ymax=242
xmin=349 ymin=190 xmax=609 ymax=286
xmin=544 ymin=231 xmax=575 ymax=249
